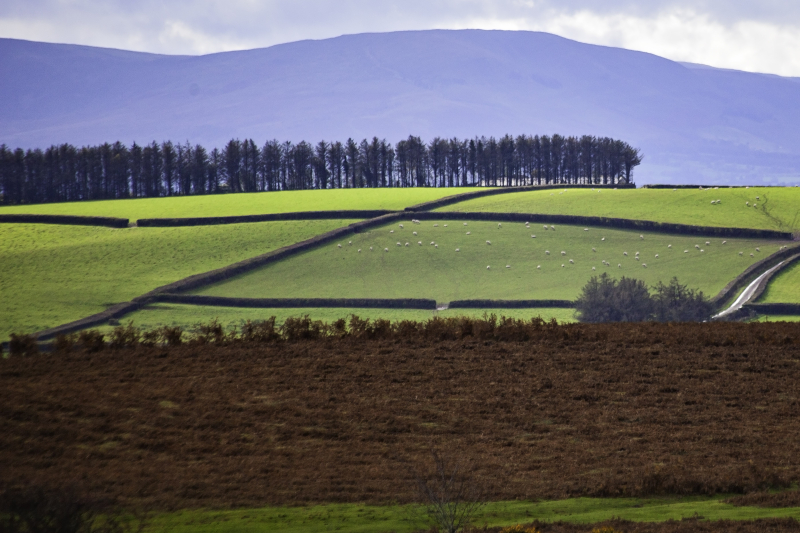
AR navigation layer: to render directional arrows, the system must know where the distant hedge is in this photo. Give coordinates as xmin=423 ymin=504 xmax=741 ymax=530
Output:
xmin=137 ymin=210 xmax=394 ymax=227
xmin=449 ymin=299 xmax=574 ymax=309
xmin=425 ymin=211 xmax=794 ymax=240
xmin=0 ymin=214 xmax=129 ymax=228
xmin=744 ymin=303 xmax=800 ymax=315
xmin=154 ymin=294 xmax=437 ymax=309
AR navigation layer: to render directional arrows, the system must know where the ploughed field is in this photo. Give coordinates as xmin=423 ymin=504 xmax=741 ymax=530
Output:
xmin=3 ymin=321 xmax=800 ymax=510
xmin=440 ymin=187 xmax=800 ymax=233
xmin=0 ymin=188 xmax=482 ymax=220
xmin=0 ymin=220 xmax=358 ymax=340
xmin=195 ymin=220 xmax=780 ymax=303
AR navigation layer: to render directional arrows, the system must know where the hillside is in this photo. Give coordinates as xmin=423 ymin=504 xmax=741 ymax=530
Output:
xmin=2 ymin=30 xmax=800 ymax=184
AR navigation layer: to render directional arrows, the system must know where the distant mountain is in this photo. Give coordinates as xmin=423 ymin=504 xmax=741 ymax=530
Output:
xmin=2 ymin=30 xmax=799 ymax=185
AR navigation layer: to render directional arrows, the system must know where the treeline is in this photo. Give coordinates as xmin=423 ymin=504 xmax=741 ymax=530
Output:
xmin=0 ymin=134 xmax=641 ymax=205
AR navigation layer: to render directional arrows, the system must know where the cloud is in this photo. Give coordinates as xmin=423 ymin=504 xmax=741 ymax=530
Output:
xmin=2 ymin=0 xmax=800 ymax=75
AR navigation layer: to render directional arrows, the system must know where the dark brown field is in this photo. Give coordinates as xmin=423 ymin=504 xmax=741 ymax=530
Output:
xmin=2 ymin=321 xmax=800 ymax=511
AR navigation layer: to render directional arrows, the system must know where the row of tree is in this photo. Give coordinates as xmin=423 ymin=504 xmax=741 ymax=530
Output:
xmin=0 ymin=134 xmax=641 ymax=205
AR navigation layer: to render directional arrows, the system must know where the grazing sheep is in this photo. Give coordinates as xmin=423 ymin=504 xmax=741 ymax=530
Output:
xmin=418 ymin=241 xmax=422 ymax=245
xmin=544 ymin=225 xmax=548 ymax=230
xmin=397 ymin=242 xmax=401 ymax=246
xmin=444 ymin=224 xmax=448 ymax=227
xmin=705 ymin=241 xmax=710 ymax=245
xmin=466 ymin=231 xmax=471 ymax=235
xmin=701 ymin=249 xmax=705 ymax=252
xmin=434 ymin=224 xmax=439 ymax=227
xmin=498 ymin=223 xmax=502 ymax=228
xmin=584 ymin=228 xmax=589 ymax=231
xmin=695 ymin=245 xmax=700 ymax=249
xmin=569 ymin=259 xmax=574 ymax=264
xmin=642 ymin=264 xmax=647 ymax=268
xmin=435 ymin=244 xmax=438 ymax=248
xmin=486 ymin=240 xmax=492 ymax=245
xmin=756 ymin=247 xmax=760 ymax=252
xmin=384 ymin=248 xmax=389 ymax=252
xmin=370 ymin=247 xmax=373 ymax=251
xmin=746 ymin=202 xmax=750 ymax=206
xmin=623 ymin=252 xmax=628 ymax=256
xmin=506 ymin=264 xmax=511 ymax=268
xmin=546 ymin=251 xmax=551 ymax=255
xmin=358 ymin=249 xmax=361 ymax=252
xmin=413 ymin=231 xmax=418 ymax=236
xmin=635 ymin=251 xmax=639 ymax=256
xmin=601 ymin=237 xmax=606 ymax=241
xmin=739 ymin=252 xmax=743 ymax=256
xmin=684 ymin=250 xmax=689 ymax=253
xmin=618 ymin=264 xmax=622 ymax=268
xmin=754 ymin=204 xmax=757 ymax=208
xmin=537 ymin=265 xmax=541 ymax=269
xmin=487 ymin=265 xmax=491 ymax=269
xmin=349 ymin=241 xmax=352 ymax=245
xmin=655 ymin=254 xmax=659 ymax=258
xmin=668 ymin=244 xmax=672 ymax=248
xmin=750 ymin=253 xmax=754 ymax=257
xmin=390 ymin=230 xmax=394 ymax=233
xmin=756 ymin=196 xmax=760 ymax=200
xmin=636 ymin=256 xmax=640 ymax=261
xmin=717 ymin=200 xmax=721 ymax=204
xmin=430 ymin=241 xmax=435 ymax=245
xmin=640 ymin=234 xmax=644 ymax=239
xmin=455 ymin=248 xmax=460 ymax=252
xmin=337 ymin=244 xmax=342 ymax=248
xmin=722 ymin=241 xmax=727 ymax=244
xmin=711 ymin=200 xmax=715 ymax=204
xmin=592 ymin=266 xmax=596 ymax=271
xmin=561 ymin=251 xmax=566 ymax=255
xmin=561 ymin=264 xmax=565 ymax=267
xmin=405 ymin=243 xmax=409 ymax=246
xmin=464 ymin=222 xmax=468 ymax=226
xmin=399 ymin=224 xmax=404 ymax=228
xmin=592 ymin=247 xmax=596 ymax=252
xmin=531 ymin=235 xmax=536 ymax=238
xmin=551 ymin=225 xmax=555 ymax=230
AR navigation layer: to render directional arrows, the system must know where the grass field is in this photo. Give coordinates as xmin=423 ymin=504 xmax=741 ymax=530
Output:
xmin=195 ymin=219 xmax=782 ymax=303
xmin=0 ymin=220 xmax=357 ymax=340
xmin=758 ymin=260 xmax=800 ymax=303
xmin=0 ymin=188 xmax=485 ymax=220
xmin=440 ymin=187 xmax=800 ymax=233
xmin=96 ymin=303 xmax=576 ymax=335
xmin=146 ymin=497 xmax=800 ymax=533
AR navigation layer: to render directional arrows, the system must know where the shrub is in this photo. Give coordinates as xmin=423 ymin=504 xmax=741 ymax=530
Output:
xmin=78 ymin=330 xmax=105 ymax=353
xmin=8 ymin=334 xmax=38 ymax=357
xmin=109 ymin=322 xmax=140 ymax=349
xmin=53 ymin=333 xmax=78 ymax=353
xmin=652 ymin=277 xmax=714 ymax=322
xmin=500 ymin=525 xmax=540 ymax=533
xmin=157 ymin=326 xmax=183 ymax=346
xmin=240 ymin=318 xmax=279 ymax=343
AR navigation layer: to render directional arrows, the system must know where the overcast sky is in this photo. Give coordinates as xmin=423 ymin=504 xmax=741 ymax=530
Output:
xmin=2 ymin=0 xmax=800 ymax=76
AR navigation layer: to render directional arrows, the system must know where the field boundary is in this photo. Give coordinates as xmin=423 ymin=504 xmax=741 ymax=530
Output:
xmin=449 ymin=299 xmax=575 ymax=309
xmin=711 ymin=245 xmax=800 ymax=308
xmin=152 ymin=294 xmax=437 ymax=309
xmin=425 ymin=211 xmax=794 ymax=240
xmin=744 ymin=303 xmax=800 ymax=315
xmin=749 ymin=253 xmax=800 ymax=303
xmin=405 ymin=183 xmax=634 ymax=212
xmin=136 ymin=210 xmax=395 ymax=227
xmin=0 ymin=213 xmax=129 ymax=228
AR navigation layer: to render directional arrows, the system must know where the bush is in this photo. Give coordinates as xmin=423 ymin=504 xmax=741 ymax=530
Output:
xmin=109 ymin=322 xmax=140 ymax=349
xmin=575 ymin=274 xmax=713 ymax=323
xmin=53 ymin=333 xmax=78 ymax=353
xmin=78 ymin=330 xmax=105 ymax=353
xmin=8 ymin=334 xmax=38 ymax=357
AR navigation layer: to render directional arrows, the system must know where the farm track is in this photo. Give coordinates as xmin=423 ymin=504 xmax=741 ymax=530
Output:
xmin=3 ymin=321 xmax=800 ymax=510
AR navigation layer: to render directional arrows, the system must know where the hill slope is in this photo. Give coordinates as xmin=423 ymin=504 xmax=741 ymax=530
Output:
xmin=2 ymin=30 xmax=800 ymax=184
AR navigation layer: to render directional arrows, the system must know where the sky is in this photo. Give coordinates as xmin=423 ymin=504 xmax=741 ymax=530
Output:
xmin=2 ymin=0 xmax=800 ymax=77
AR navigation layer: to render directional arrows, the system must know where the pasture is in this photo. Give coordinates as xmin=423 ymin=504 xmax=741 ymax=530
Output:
xmin=0 ymin=187 xmax=484 ymax=220
xmin=0 ymin=220 xmax=357 ymax=340
xmin=441 ymin=187 xmax=800 ymax=233
xmin=195 ymin=219 xmax=781 ymax=303
xmin=100 ymin=303 xmax=577 ymax=335
xmin=758 ymin=261 xmax=800 ymax=303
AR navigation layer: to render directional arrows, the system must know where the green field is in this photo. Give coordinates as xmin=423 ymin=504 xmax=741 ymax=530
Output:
xmin=441 ymin=187 xmax=800 ymax=233
xmin=0 ymin=188 xmax=485 ymax=221
xmin=0 ymin=220 xmax=357 ymax=340
xmin=96 ymin=303 xmax=576 ymax=335
xmin=758 ymin=260 xmax=800 ymax=303
xmin=195 ymin=219 xmax=781 ymax=303
xmin=146 ymin=496 xmax=800 ymax=533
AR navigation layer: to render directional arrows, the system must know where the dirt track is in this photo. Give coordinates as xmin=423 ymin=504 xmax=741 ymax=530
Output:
xmin=2 ymin=322 xmax=800 ymax=510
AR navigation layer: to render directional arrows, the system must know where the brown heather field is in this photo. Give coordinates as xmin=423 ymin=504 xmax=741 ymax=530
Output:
xmin=2 ymin=320 xmax=800 ymax=511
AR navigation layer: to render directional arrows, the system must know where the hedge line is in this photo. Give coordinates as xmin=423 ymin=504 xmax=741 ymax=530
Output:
xmin=425 ymin=211 xmax=794 ymax=240
xmin=747 ymin=253 xmax=800 ymax=304
xmin=449 ymin=299 xmax=575 ymax=309
xmin=743 ymin=303 xmax=800 ymax=315
xmin=711 ymin=245 xmax=800 ymax=307
xmin=405 ymin=183 xmax=634 ymax=212
xmin=136 ymin=210 xmax=393 ymax=227
xmin=153 ymin=294 xmax=437 ymax=309
xmin=0 ymin=214 xmax=129 ymax=228
xmin=28 ymin=301 xmax=145 ymax=341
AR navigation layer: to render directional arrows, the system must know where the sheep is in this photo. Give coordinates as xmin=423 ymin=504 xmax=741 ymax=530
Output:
xmin=444 ymin=224 xmax=448 ymax=227
xmin=561 ymin=251 xmax=566 ymax=255
xmin=700 ymin=249 xmax=705 ymax=252
xmin=695 ymin=244 xmax=700 ymax=249
xmin=756 ymin=196 xmax=760 ymax=200
xmin=455 ymin=248 xmax=460 ymax=252
xmin=399 ymin=224 xmax=404 ymax=228
xmin=717 ymin=200 xmax=721 ymax=204
xmin=636 ymin=256 xmax=640 ymax=261
xmin=486 ymin=240 xmax=492 ymax=245
xmin=413 ymin=231 xmax=418 ymax=236
xmin=592 ymin=247 xmax=596 ymax=252
xmin=337 ymin=244 xmax=342 ymax=248
xmin=684 ymin=250 xmax=689 ymax=253
xmin=544 ymin=225 xmax=548 ymax=230
xmin=551 ymin=225 xmax=556 ymax=230
xmin=405 ymin=243 xmax=409 ymax=247
xmin=418 ymin=241 xmax=422 ymax=245
xmin=756 ymin=247 xmax=760 ymax=252
xmin=640 ymin=234 xmax=644 ymax=239
xmin=531 ymin=235 xmax=536 ymax=238
xmin=584 ymin=228 xmax=589 ymax=231
xmin=705 ymin=241 xmax=710 ymax=245
xmin=668 ymin=244 xmax=672 ymax=248
xmin=506 ymin=264 xmax=511 ymax=268
xmin=487 ymin=265 xmax=491 ymax=270
xmin=739 ymin=252 xmax=743 ymax=256
xmin=349 ymin=241 xmax=352 ymax=245
xmin=545 ymin=250 xmax=551 ymax=255
xmin=390 ymin=230 xmax=394 ymax=233
xmin=397 ymin=242 xmax=401 ymax=246
xmin=722 ymin=241 xmax=727 ymax=244
xmin=561 ymin=264 xmax=565 ymax=267
xmin=537 ymin=265 xmax=541 ymax=269
xmin=623 ymin=251 xmax=628 ymax=256
xmin=642 ymin=264 xmax=647 ymax=268
xmin=430 ymin=241 xmax=435 ymax=245
xmin=498 ymin=223 xmax=502 ymax=228
xmin=618 ymin=264 xmax=622 ymax=268
xmin=434 ymin=224 xmax=439 ymax=227
xmin=710 ymin=200 xmax=715 ymax=204
xmin=370 ymin=246 xmax=373 ymax=251
xmin=569 ymin=259 xmax=574 ymax=264
xmin=746 ymin=202 xmax=750 ymax=206
xmin=463 ymin=222 xmax=468 ymax=226
xmin=384 ymin=248 xmax=389 ymax=252
xmin=655 ymin=254 xmax=659 ymax=258
xmin=750 ymin=253 xmax=754 ymax=257
xmin=358 ymin=249 xmax=361 ymax=252
xmin=754 ymin=204 xmax=757 ymax=208
xmin=635 ymin=251 xmax=639 ymax=256
xmin=601 ymin=237 xmax=606 ymax=241
xmin=435 ymin=244 xmax=438 ymax=248
xmin=466 ymin=231 xmax=471 ymax=235
xmin=592 ymin=266 xmax=596 ymax=271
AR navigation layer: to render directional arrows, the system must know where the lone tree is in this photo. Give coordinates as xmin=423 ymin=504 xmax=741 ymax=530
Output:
xmin=575 ymin=274 xmax=713 ymax=323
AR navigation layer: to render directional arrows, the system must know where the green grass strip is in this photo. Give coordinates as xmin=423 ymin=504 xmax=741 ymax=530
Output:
xmin=144 ymin=497 xmax=800 ymax=533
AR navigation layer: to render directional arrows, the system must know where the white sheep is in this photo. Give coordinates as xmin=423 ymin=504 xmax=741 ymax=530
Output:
xmin=384 ymin=248 xmax=389 ymax=252
xmin=399 ymin=224 xmax=404 ymax=228
xmin=722 ymin=240 xmax=727 ymax=244
xmin=545 ymin=250 xmax=550 ymax=255
xmin=498 ymin=223 xmax=502 ymax=228
xmin=750 ymin=253 xmax=754 ymax=257
xmin=695 ymin=244 xmax=700 ymax=249
xmin=754 ymin=204 xmax=757 ymax=208
xmin=537 ymin=265 xmax=541 ymax=269
xmin=636 ymin=256 xmax=640 ymax=261
xmin=756 ymin=196 xmax=760 ymax=200
xmin=463 ymin=222 xmax=468 ymax=226
xmin=487 ymin=265 xmax=491 ymax=269
xmin=618 ymin=264 xmax=622 ymax=268
xmin=444 ymin=224 xmax=448 ymax=227
xmin=561 ymin=264 xmax=565 ymax=267
xmin=349 ymin=241 xmax=352 ymax=245
xmin=756 ymin=247 xmax=760 ymax=252
xmin=434 ymin=224 xmax=439 ymax=227
xmin=623 ymin=251 xmax=628 ymax=256
xmin=739 ymin=252 xmax=743 ymax=256
xmin=701 ymin=249 xmax=705 ymax=252
xmin=358 ymin=249 xmax=361 ymax=252
xmin=466 ymin=231 xmax=471 ymax=235
xmin=390 ymin=230 xmax=394 ymax=233
xmin=435 ymin=244 xmax=438 ymax=248
xmin=746 ymin=202 xmax=750 ymax=206
xmin=561 ymin=251 xmax=566 ymax=255
xmin=705 ymin=241 xmax=710 ymax=245
xmin=592 ymin=266 xmax=596 ymax=271
xmin=430 ymin=241 xmax=435 ymax=245
xmin=551 ymin=225 xmax=555 ymax=230
xmin=601 ymin=237 xmax=606 ymax=241
xmin=531 ymin=235 xmax=536 ymax=238
xmin=370 ymin=246 xmax=373 ymax=251
xmin=486 ymin=240 xmax=492 ymax=245
xmin=455 ymin=248 xmax=460 ymax=252
xmin=337 ymin=244 xmax=342 ymax=248
xmin=569 ymin=259 xmax=574 ymax=264
xmin=642 ymin=264 xmax=647 ymax=268
xmin=544 ymin=225 xmax=548 ymax=230
xmin=397 ymin=242 xmax=401 ymax=246
xmin=655 ymin=254 xmax=659 ymax=258
xmin=405 ymin=243 xmax=409 ymax=247
xmin=584 ymin=228 xmax=589 ymax=231
xmin=668 ymin=244 xmax=672 ymax=248
xmin=640 ymin=234 xmax=644 ymax=239
xmin=592 ymin=247 xmax=596 ymax=252
xmin=418 ymin=241 xmax=422 ymax=245
xmin=684 ymin=250 xmax=689 ymax=253
xmin=506 ymin=264 xmax=511 ymax=268
xmin=413 ymin=231 xmax=418 ymax=236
